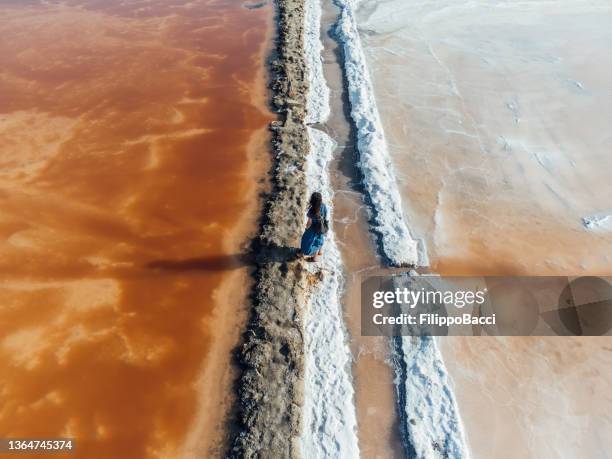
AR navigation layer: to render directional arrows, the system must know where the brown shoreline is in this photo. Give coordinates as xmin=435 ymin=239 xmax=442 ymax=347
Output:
xmin=180 ymin=5 xmax=276 ymax=456
xmin=229 ymin=0 xmax=312 ymax=457
xmin=181 ymin=129 xmax=272 ymax=458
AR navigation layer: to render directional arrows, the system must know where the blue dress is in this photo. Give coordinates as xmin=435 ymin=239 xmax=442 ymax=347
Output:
xmin=300 ymin=204 xmax=327 ymax=256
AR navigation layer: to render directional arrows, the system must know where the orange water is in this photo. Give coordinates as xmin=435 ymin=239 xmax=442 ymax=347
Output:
xmin=0 ymin=1 xmax=272 ymax=457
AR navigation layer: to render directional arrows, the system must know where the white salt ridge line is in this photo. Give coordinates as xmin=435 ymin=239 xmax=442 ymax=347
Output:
xmin=393 ymin=336 xmax=471 ymax=459
xmin=335 ymin=2 xmax=469 ymax=456
xmin=300 ymin=127 xmax=359 ymax=459
xmin=304 ymin=0 xmax=330 ymax=124
xmin=300 ymin=1 xmax=359 ymax=457
xmin=334 ymin=0 xmax=419 ymax=267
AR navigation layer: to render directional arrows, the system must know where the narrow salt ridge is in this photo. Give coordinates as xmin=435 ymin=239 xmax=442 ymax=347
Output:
xmin=300 ymin=0 xmax=359 ymax=457
xmin=333 ymin=0 xmax=419 ymax=267
xmin=300 ymin=128 xmax=360 ymax=458
xmin=392 ymin=335 xmax=471 ymax=459
xmin=304 ymin=0 xmax=330 ymax=124
xmin=333 ymin=1 xmax=470 ymax=457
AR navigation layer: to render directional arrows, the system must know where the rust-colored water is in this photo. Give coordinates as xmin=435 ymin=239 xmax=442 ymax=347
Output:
xmin=0 ymin=1 xmax=272 ymax=458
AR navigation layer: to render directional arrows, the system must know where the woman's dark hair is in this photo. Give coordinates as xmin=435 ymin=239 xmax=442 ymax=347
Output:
xmin=309 ymin=192 xmax=323 ymax=217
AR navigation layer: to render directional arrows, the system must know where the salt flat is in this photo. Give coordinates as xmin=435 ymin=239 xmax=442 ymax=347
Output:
xmin=357 ymin=0 xmax=612 ymax=275
xmin=356 ymin=1 xmax=612 ymax=457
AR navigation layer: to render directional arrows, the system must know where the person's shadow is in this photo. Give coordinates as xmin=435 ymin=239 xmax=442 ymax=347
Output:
xmin=145 ymin=243 xmax=298 ymax=273
xmin=146 ymin=254 xmax=251 ymax=272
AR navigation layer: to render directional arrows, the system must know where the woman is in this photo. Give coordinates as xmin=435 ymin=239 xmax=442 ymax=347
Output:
xmin=299 ymin=192 xmax=328 ymax=262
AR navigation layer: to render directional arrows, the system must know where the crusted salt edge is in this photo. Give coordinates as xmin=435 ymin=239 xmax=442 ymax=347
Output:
xmin=334 ymin=0 xmax=419 ymax=266
xmin=300 ymin=1 xmax=359 ymax=455
xmin=304 ymin=0 xmax=330 ymax=124
xmin=300 ymin=127 xmax=360 ymax=458
xmin=392 ymin=334 xmax=471 ymax=459
xmin=336 ymin=2 xmax=469 ymax=455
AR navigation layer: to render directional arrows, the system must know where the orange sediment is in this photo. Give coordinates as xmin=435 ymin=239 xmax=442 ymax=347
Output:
xmin=0 ymin=1 xmax=272 ymax=458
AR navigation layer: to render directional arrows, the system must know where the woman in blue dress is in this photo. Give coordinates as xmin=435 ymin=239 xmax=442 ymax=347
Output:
xmin=299 ymin=192 xmax=328 ymax=262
